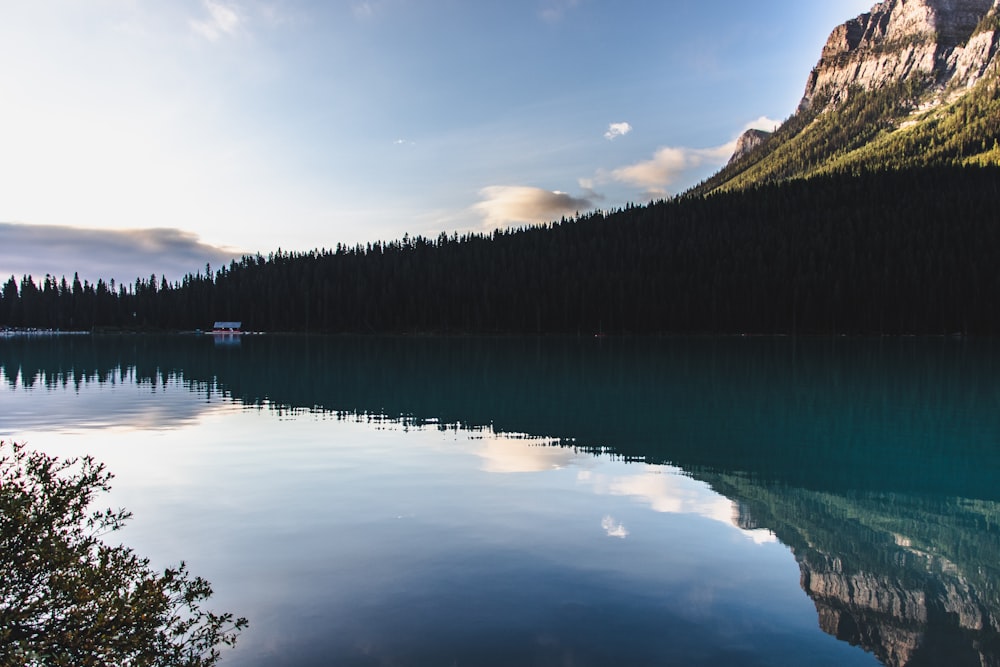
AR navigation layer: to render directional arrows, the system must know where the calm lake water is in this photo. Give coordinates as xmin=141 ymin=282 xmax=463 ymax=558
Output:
xmin=2 ymin=334 xmax=999 ymax=667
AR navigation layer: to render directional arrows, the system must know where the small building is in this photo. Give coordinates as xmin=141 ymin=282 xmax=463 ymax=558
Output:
xmin=212 ymin=321 xmax=242 ymax=333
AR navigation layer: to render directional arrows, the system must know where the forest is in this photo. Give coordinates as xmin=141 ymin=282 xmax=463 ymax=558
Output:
xmin=2 ymin=166 xmax=1000 ymax=336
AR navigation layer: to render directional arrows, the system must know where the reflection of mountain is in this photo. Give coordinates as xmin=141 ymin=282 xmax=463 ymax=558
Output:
xmin=3 ymin=334 xmax=1000 ymax=500
xmin=703 ymin=472 xmax=1000 ymax=667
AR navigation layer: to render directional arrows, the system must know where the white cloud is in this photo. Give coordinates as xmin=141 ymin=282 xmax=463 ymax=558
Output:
xmin=601 ymin=515 xmax=629 ymax=539
xmin=611 ymin=144 xmax=734 ymax=198
xmin=604 ymin=122 xmax=632 ymax=141
xmin=190 ymin=0 xmax=242 ymax=41
xmin=604 ymin=116 xmax=784 ymax=198
xmin=742 ymin=116 xmax=781 ymax=133
xmin=474 ymin=185 xmax=595 ymax=228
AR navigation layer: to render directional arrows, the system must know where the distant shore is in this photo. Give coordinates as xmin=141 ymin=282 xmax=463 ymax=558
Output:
xmin=0 ymin=328 xmax=90 ymax=337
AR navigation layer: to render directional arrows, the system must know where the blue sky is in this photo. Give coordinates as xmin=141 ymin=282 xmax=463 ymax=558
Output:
xmin=0 ymin=0 xmax=874 ymax=285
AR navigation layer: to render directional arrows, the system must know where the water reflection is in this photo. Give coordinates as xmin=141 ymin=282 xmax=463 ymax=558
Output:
xmin=2 ymin=334 xmax=999 ymax=666
xmin=474 ymin=433 xmax=778 ymax=544
xmin=583 ymin=465 xmax=778 ymax=545
xmin=473 ymin=432 xmax=569 ymax=473
xmin=0 ymin=365 xmax=219 ymax=433
xmin=5 ymin=334 xmax=999 ymax=497
xmin=707 ymin=472 xmax=1000 ymax=667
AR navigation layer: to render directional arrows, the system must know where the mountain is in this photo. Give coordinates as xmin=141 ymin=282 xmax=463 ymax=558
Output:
xmin=695 ymin=0 xmax=1000 ymax=194
xmin=727 ymin=128 xmax=773 ymax=164
xmin=801 ymin=0 xmax=999 ymax=111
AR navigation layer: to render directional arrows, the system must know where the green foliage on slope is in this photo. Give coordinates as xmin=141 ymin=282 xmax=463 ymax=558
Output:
xmin=822 ymin=70 xmax=1000 ymax=172
xmin=695 ymin=65 xmax=1000 ymax=194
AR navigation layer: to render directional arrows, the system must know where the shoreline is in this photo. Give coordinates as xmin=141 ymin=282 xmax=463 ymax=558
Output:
xmin=0 ymin=329 xmax=90 ymax=337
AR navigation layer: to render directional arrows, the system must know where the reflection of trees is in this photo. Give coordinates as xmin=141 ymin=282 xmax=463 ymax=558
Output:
xmin=703 ymin=472 xmax=1000 ymax=667
xmin=4 ymin=334 xmax=1000 ymax=500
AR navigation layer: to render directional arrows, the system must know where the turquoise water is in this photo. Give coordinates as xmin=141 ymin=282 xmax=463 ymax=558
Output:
xmin=2 ymin=335 xmax=998 ymax=666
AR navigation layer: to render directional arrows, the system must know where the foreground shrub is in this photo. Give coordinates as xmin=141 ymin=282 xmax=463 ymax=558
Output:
xmin=0 ymin=441 xmax=247 ymax=666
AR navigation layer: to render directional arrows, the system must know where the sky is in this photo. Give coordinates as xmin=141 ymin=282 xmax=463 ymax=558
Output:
xmin=0 ymin=0 xmax=875 ymax=286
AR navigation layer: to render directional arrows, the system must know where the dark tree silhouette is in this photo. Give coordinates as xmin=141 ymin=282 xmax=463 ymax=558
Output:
xmin=2 ymin=167 xmax=1000 ymax=336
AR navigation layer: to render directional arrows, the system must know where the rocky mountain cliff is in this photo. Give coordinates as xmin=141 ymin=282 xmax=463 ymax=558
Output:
xmin=801 ymin=0 xmax=1000 ymax=110
xmin=696 ymin=0 xmax=1000 ymax=195
xmin=726 ymin=128 xmax=772 ymax=164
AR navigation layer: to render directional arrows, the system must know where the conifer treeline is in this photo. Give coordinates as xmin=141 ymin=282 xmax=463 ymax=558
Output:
xmin=2 ymin=167 xmax=1000 ymax=335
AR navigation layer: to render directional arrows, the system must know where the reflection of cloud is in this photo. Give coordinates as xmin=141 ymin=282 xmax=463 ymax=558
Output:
xmin=609 ymin=471 xmax=734 ymax=520
xmin=585 ymin=467 xmax=777 ymax=544
xmin=601 ymin=515 xmax=629 ymax=539
xmin=478 ymin=434 xmax=580 ymax=473
xmin=474 ymin=435 xmax=776 ymax=543
xmin=741 ymin=116 xmax=781 ymax=133
xmin=474 ymin=186 xmax=594 ymax=228
xmin=191 ymin=0 xmax=242 ymax=41
xmin=746 ymin=528 xmax=778 ymax=545
xmin=0 ymin=222 xmax=243 ymax=286
xmin=604 ymin=122 xmax=632 ymax=141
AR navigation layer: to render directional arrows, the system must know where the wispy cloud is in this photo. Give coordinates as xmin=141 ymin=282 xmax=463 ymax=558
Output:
xmin=539 ymin=0 xmax=580 ymax=22
xmin=604 ymin=122 xmax=632 ymax=141
xmin=353 ymin=1 xmax=381 ymax=20
xmin=606 ymin=116 xmax=782 ymax=198
xmin=474 ymin=185 xmax=594 ymax=228
xmin=742 ymin=116 xmax=781 ymax=133
xmin=611 ymin=144 xmax=734 ymax=198
xmin=190 ymin=0 xmax=242 ymax=41
xmin=0 ymin=223 xmax=243 ymax=286
xmin=601 ymin=515 xmax=629 ymax=539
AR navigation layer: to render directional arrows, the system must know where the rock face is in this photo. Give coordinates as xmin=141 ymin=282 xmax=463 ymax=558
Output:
xmin=798 ymin=552 xmax=1000 ymax=667
xmin=722 ymin=486 xmax=1000 ymax=667
xmin=800 ymin=0 xmax=1000 ymax=110
xmin=728 ymin=129 xmax=773 ymax=165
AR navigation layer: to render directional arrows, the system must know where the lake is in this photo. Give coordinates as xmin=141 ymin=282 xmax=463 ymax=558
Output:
xmin=2 ymin=334 xmax=999 ymax=667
